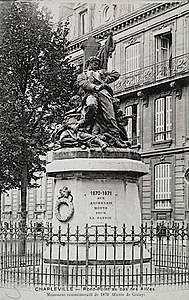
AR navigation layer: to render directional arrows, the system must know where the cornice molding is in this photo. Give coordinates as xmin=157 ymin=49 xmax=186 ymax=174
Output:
xmin=68 ymin=2 xmax=182 ymax=54
xmin=141 ymin=146 xmax=189 ymax=158
xmin=124 ymin=36 xmax=141 ymax=47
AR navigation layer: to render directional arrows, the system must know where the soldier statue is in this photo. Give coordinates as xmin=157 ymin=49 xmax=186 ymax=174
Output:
xmin=52 ymin=33 xmax=131 ymax=150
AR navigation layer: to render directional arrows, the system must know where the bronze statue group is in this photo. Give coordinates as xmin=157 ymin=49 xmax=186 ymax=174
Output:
xmin=52 ymin=34 xmax=132 ymax=151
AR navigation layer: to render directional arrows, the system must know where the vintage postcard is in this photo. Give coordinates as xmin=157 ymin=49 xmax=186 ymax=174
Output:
xmin=0 ymin=0 xmax=189 ymax=299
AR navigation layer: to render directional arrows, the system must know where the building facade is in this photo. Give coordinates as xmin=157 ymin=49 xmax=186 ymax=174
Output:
xmin=66 ymin=1 xmax=189 ymax=222
xmin=1 ymin=1 xmax=189 ymax=224
xmin=1 ymin=154 xmax=54 ymax=223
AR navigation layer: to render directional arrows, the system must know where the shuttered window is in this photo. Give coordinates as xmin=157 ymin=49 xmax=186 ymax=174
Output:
xmin=154 ymin=163 xmax=171 ymax=209
xmin=79 ymin=10 xmax=88 ymax=35
xmin=125 ymin=43 xmax=140 ymax=73
xmin=155 ymin=96 xmax=172 ymax=142
xmin=125 ymin=106 xmax=132 ymax=140
xmin=156 ymin=36 xmax=170 ymax=63
xmin=2 ymin=192 xmax=12 ymax=212
xmin=155 ymin=32 xmax=172 ymax=78
xmin=35 ymin=174 xmax=46 ymax=211
xmin=125 ymin=104 xmax=139 ymax=145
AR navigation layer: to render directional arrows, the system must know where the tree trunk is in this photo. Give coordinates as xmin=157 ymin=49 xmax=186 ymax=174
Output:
xmin=20 ymin=103 xmax=27 ymax=230
xmin=21 ymin=165 xmax=27 ymax=225
xmin=20 ymin=163 xmax=28 ymax=254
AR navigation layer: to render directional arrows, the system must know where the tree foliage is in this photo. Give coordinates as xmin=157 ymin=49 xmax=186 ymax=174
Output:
xmin=0 ymin=1 xmax=78 ymax=216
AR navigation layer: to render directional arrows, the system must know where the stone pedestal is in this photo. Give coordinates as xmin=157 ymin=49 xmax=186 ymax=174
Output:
xmin=46 ymin=148 xmax=148 ymax=230
xmin=45 ymin=148 xmax=150 ymax=281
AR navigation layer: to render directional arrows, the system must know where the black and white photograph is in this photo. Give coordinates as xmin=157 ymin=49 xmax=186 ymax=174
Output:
xmin=0 ymin=0 xmax=189 ymax=299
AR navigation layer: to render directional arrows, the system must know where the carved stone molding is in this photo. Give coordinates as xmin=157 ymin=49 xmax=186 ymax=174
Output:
xmin=170 ymin=81 xmax=182 ymax=100
xmin=125 ymin=36 xmax=141 ymax=47
xmin=137 ymin=91 xmax=149 ymax=108
xmin=160 ymin=155 xmax=165 ymax=162
xmin=55 ymin=187 xmax=74 ymax=222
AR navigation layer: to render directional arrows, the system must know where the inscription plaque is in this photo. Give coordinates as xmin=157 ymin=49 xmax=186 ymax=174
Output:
xmin=84 ymin=182 xmax=117 ymax=224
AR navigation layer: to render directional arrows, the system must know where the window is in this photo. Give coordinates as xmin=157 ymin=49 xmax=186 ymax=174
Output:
xmin=125 ymin=43 xmax=140 ymax=73
xmin=2 ymin=193 xmax=12 ymax=219
xmin=154 ymin=163 xmax=171 ymax=209
xmin=35 ymin=174 xmax=46 ymax=212
xmin=103 ymin=5 xmax=117 ymax=22
xmin=125 ymin=104 xmax=139 ymax=146
xmin=103 ymin=6 xmax=111 ymax=22
xmin=79 ymin=10 xmax=87 ymax=35
xmin=128 ymin=3 xmax=135 ymax=12
xmin=154 ymin=96 xmax=172 ymax=142
xmin=155 ymin=32 xmax=172 ymax=78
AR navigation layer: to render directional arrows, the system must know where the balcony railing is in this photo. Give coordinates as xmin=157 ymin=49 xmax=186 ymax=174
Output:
xmin=114 ymin=53 xmax=189 ymax=94
xmin=154 ymin=199 xmax=171 ymax=210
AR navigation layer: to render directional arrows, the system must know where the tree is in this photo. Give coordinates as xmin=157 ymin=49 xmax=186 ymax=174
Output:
xmin=0 ymin=1 xmax=78 ymax=226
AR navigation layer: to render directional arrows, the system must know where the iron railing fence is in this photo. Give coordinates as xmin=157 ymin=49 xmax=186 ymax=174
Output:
xmin=0 ymin=222 xmax=189 ymax=288
xmin=114 ymin=52 xmax=189 ymax=94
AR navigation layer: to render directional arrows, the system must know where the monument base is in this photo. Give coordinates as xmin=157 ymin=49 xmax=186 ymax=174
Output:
xmin=45 ymin=148 xmax=150 ymax=284
xmin=46 ymin=148 xmax=148 ymax=230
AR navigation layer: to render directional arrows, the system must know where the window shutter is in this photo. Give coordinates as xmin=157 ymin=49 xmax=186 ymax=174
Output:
xmin=166 ymin=96 xmax=172 ymax=139
xmin=156 ymin=35 xmax=170 ymax=62
xmin=161 ymin=38 xmax=169 ymax=61
xmin=156 ymin=37 xmax=160 ymax=63
xmin=2 ymin=192 xmax=12 ymax=212
xmin=136 ymin=104 xmax=140 ymax=144
xmin=155 ymin=163 xmax=171 ymax=208
xmin=125 ymin=106 xmax=132 ymax=141
xmin=41 ymin=175 xmax=47 ymax=206
xmin=36 ymin=177 xmax=42 ymax=206
xmin=165 ymin=163 xmax=171 ymax=199
xmin=125 ymin=43 xmax=140 ymax=73
xmin=155 ymin=98 xmax=164 ymax=141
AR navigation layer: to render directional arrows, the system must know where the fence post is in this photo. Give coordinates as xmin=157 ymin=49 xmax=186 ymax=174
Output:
xmin=4 ymin=223 xmax=8 ymax=269
xmin=66 ymin=223 xmax=70 ymax=287
xmin=104 ymin=223 xmax=107 ymax=287
xmin=76 ymin=226 xmax=79 ymax=287
xmin=33 ymin=222 xmax=37 ymax=285
xmin=95 ymin=226 xmax=98 ymax=287
xmin=58 ymin=226 xmax=61 ymax=286
xmin=122 ymin=223 xmax=126 ymax=288
xmin=9 ymin=222 xmax=13 ymax=269
xmin=113 ymin=226 xmax=117 ymax=287
xmin=40 ymin=223 xmax=44 ymax=287
xmin=85 ymin=224 xmax=89 ymax=288
xmin=131 ymin=225 xmax=135 ymax=287
xmin=139 ymin=223 xmax=143 ymax=287
xmin=166 ymin=222 xmax=170 ymax=284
